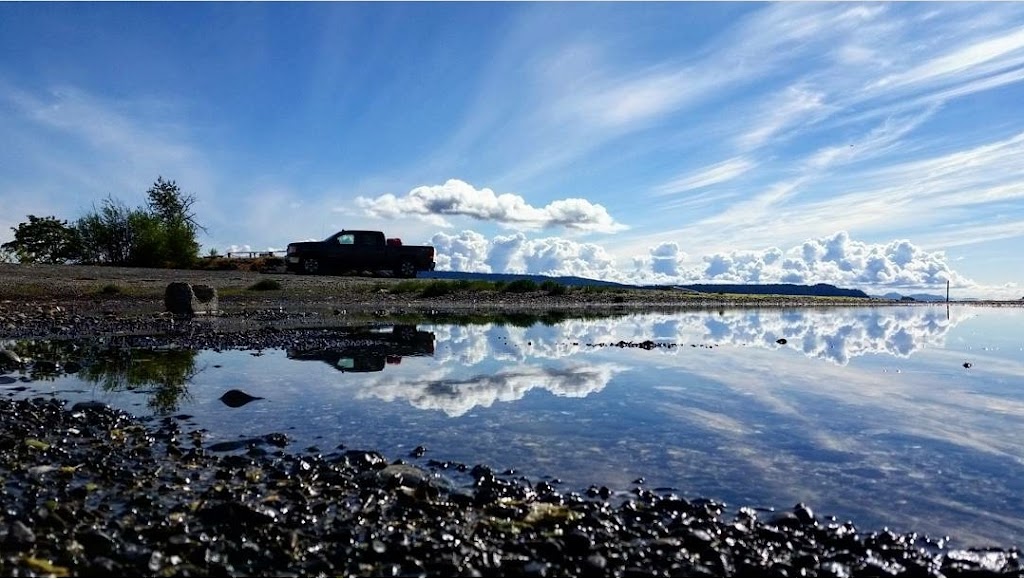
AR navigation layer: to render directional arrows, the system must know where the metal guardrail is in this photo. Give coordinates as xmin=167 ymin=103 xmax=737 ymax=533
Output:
xmin=204 ymin=251 xmax=286 ymax=260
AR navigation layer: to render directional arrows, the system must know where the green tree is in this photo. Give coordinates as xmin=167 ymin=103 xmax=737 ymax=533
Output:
xmin=7 ymin=176 xmax=204 ymax=269
xmin=73 ymin=178 xmax=202 ymax=268
xmin=147 ymin=176 xmax=202 ymax=232
xmin=1 ymin=215 xmax=79 ymax=264
xmin=145 ymin=176 xmax=201 ymax=268
xmin=127 ymin=210 xmax=167 ymax=267
xmin=75 ymin=197 xmax=136 ymax=265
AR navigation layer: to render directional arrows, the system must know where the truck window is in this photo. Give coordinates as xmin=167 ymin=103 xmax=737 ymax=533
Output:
xmin=338 ymin=234 xmax=354 ymax=245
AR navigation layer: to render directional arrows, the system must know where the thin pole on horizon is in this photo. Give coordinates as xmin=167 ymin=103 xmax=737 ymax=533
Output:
xmin=947 ymin=280 xmax=950 ymax=321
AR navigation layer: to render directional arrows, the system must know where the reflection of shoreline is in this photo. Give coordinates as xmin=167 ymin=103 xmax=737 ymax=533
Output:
xmin=358 ymin=364 xmax=620 ymax=417
xmin=699 ymin=307 xmax=968 ymax=365
xmin=0 ymin=340 xmax=200 ymax=413
xmin=426 ymin=306 xmax=969 ymax=368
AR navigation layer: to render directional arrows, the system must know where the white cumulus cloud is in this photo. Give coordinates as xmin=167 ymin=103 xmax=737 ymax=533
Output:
xmin=681 ymin=231 xmax=972 ymax=291
xmin=430 ymin=229 xmax=987 ymax=297
xmin=430 ymin=230 xmax=621 ymax=280
xmin=356 ymin=179 xmax=626 ymax=233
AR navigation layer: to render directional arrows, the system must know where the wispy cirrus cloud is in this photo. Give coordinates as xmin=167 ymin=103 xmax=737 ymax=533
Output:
xmin=869 ymin=26 xmax=1024 ymax=93
xmin=627 ymin=3 xmax=1024 ymax=260
xmin=2 ymin=84 xmax=207 ymax=193
xmin=654 ymin=157 xmax=756 ymax=197
xmin=736 ymin=86 xmax=829 ymax=151
xmin=0 ymin=80 xmax=223 ymax=247
xmin=0 ymin=80 xmax=225 ymax=226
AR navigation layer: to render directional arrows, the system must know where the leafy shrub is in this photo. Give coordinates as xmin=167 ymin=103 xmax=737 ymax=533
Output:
xmin=201 ymin=258 xmax=240 ymax=271
xmin=419 ymin=281 xmax=455 ymax=298
xmin=503 ymin=279 xmax=538 ymax=293
xmin=248 ymin=279 xmax=283 ymax=291
xmin=540 ymin=280 xmax=566 ymax=296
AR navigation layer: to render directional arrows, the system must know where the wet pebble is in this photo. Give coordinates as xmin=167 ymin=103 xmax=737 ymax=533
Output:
xmin=218 ymin=389 xmax=264 ymax=408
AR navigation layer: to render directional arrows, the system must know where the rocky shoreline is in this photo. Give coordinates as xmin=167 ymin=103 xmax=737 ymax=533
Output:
xmin=2 ymin=397 xmax=1020 ymax=577
xmin=3 ymin=263 xmax=1024 ymax=576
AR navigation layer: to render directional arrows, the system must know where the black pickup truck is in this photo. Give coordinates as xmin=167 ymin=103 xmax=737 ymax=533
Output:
xmin=285 ymin=230 xmax=435 ymax=277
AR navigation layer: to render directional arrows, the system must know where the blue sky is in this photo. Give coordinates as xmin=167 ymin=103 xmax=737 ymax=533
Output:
xmin=2 ymin=2 xmax=1023 ymax=298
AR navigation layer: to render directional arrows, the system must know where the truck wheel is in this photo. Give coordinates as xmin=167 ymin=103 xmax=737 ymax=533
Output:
xmin=301 ymin=258 xmax=320 ymax=275
xmin=395 ymin=260 xmax=416 ymax=278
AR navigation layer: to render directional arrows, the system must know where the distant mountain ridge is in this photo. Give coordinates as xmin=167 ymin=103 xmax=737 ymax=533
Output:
xmin=877 ymin=292 xmax=947 ymax=302
xmin=673 ymin=283 xmax=869 ymax=298
xmin=422 ymin=271 xmax=871 ymax=298
xmin=422 ymin=271 xmax=631 ymax=288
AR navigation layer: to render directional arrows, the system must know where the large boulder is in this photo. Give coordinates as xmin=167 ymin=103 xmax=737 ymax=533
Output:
xmin=164 ymin=282 xmax=218 ymax=316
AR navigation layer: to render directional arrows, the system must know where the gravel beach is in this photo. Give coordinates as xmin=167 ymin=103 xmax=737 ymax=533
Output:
xmin=2 ymin=263 xmax=1023 ymax=577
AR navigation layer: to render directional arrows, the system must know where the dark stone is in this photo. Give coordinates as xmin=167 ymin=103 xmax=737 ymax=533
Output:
xmin=198 ymin=501 xmax=275 ymax=528
xmin=8 ymin=520 xmax=36 ymax=546
xmin=371 ymin=464 xmax=431 ymax=488
xmin=343 ymin=449 xmax=387 ymax=470
xmin=585 ymin=553 xmax=607 ymax=572
xmin=263 ymin=432 xmax=289 ymax=447
xmin=0 ymin=348 xmax=22 ymax=366
xmin=77 ymin=529 xmax=117 ymax=556
xmin=794 ymin=502 xmax=815 ymax=525
xmin=218 ymin=389 xmax=264 ymax=408
xmin=72 ymin=401 xmax=109 ymax=412
xmin=164 ymin=282 xmax=218 ymax=316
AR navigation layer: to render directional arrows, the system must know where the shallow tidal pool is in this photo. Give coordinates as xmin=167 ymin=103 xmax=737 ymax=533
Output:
xmin=4 ymin=305 xmax=1023 ymax=548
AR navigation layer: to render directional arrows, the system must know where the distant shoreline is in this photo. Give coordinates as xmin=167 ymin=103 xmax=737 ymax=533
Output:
xmin=0 ymin=263 xmax=1019 ymax=323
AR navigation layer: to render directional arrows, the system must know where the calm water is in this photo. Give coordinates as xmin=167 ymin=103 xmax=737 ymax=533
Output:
xmin=4 ymin=305 xmax=1023 ymax=547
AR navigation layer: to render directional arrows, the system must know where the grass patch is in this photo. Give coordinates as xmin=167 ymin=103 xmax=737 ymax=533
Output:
xmin=384 ymin=279 xmax=514 ymax=297
xmin=247 ymin=279 xmax=283 ymax=291
xmin=98 ymin=283 xmax=123 ymax=296
xmin=580 ymin=285 xmax=620 ymax=294
xmin=454 ymin=279 xmax=499 ymax=292
xmin=388 ymin=280 xmax=426 ymax=294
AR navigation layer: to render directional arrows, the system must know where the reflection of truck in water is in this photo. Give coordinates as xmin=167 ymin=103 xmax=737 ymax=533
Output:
xmin=286 ymin=325 xmax=435 ymax=373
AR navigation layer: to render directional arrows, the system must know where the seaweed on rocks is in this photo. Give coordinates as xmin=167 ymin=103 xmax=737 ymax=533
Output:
xmin=1 ymin=397 xmax=1021 ymax=577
